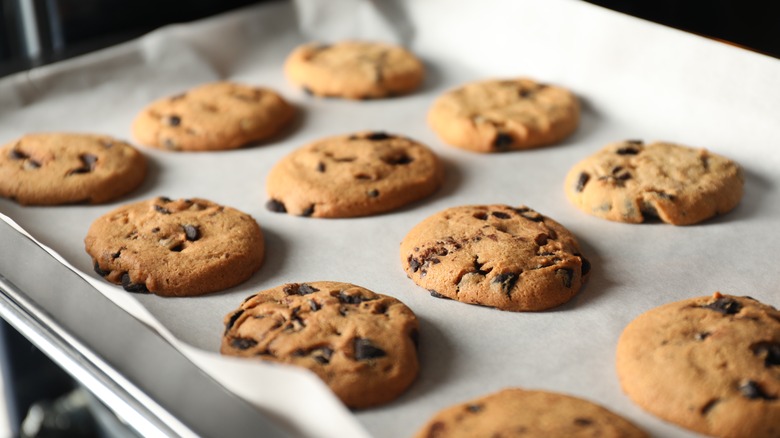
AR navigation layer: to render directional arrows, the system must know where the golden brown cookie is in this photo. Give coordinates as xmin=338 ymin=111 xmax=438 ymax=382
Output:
xmin=414 ymin=388 xmax=648 ymax=438
xmin=0 ymin=133 xmax=146 ymax=205
xmin=427 ymin=78 xmax=580 ymax=153
xmin=565 ymin=140 xmax=744 ymax=225
xmin=85 ymin=197 xmax=264 ymax=297
xmin=265 ymin=131 xmax=444 ymax=218
xmin=131 ymin=81 xmax=294 ymax=151
xmin=284 ymin=41 xmax=425 ymax=99
xmin=221 ymin=281 xmax=420 ymax=409
xmin=400 ymin=204 xmax=590 ymax=311
xmin=616 ymin=293 xmax=780 ymax=438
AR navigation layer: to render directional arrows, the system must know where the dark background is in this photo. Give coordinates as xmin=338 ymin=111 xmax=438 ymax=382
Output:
xmin=1 ymin=0 xmax=779 ymax=77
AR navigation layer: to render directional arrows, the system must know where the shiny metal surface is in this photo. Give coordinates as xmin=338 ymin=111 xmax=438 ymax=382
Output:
xmin=0 ymin=219 xmax=290 ymax=438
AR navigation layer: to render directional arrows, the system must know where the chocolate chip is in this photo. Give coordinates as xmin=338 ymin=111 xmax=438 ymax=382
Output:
xmin=616 ymin=147 xmax=640 ymax=155
xmin=301 ymin=205 xmax=315 ymax=217
xmin=429 ymin=290 xmax=450 ymax=299
xmin=493 ymin=133 xmax=514 ymax=150
xmin=159 ymin=196 xmax=172 ymax=203
xmin=283 ymin=283 xmax=320 ymax=296
xmin=579 ymin=256 xmax=591 ymax=277
xmin=120 ymin=273 xmax=148 ymax=293
xmin=316 ymin=162 xmax=326 ymax=172
xmin=515 ymin=208 xmax=544 ymax=222
xmin=67 ymin=154 xmax=98 ymax=175
xmin=491 ymin=211 xmax=511 ymax=219
xmin=338 ymin=291 xmax=374 ymax=304
xmin=9 ymin=149 xmax=28 ymax=160
xmin=466 ymin=404 xmax=483 ymax=413
xmin=492 ymin=273 xmax=518 ymax=297
xmin=556 ymin=268 xmax=574 ymax=288
xmin=573 ymin=418 xmax=593 ymax=426
xmin=657 ymin=191 xmax=676 ymax=201
xmin=312 ymin=347 xmax=333 ymax=365
xmin=308 ymin=299 xmax=320 ymax=312
xmin=367 ymin=132 xmax=392 ymax=141
xmin=225 ymin=309 xmax=244 ymax=334
xmin=534 ymin=234 xmax=549 ymax=246
xmin=170 ymin=243 xmax=184 ymax=252
xmin=166 ymin=115 xmax=181 ymax=126
xmin=266 ymin=199 xmax=287 ymax=213
xmin=154 ymin=205 xmax=171 ymax=215
xmin=473 ymin=212 xmax=488 ymax=220
xmin=231 ymin=337 xmax=257 ymax=350
xmin=612 ymin=166 xmax=631 ymax=181
xmin=575 ymin=173 xmax=590 ymax=192
xmin=242 ymin=294 xmax=257 ymax=304
xmin=751 ymin=342 xmax=780 ymax=367
xmin=183 ymin=224 xmax=199 ymax=241
xmin=695 ymin=332 xmax=711 ymax=341
xmin=25 ymin=160 xmax=41 ymax=169
xmin=519 ymin=89 xmax=532 ymax=98
xmin=93 ymin=261 xmax=110 ymax=277
xmin=408 ymin=256 xmax=421 ymax=272
xmin=739 ymin=380 xmax=776 ymax=400
xmin=354 ymin=338 xmax=386 ymax=360
xmin=382 ymin=154 xmax=413 ymax=165
xmin=303 ymin=86 xmax=314 ymax=96
xmin=703 ymin=297 xmax=742 ymax=315
xmin=700 ymin=398 xmax=719 ymax=415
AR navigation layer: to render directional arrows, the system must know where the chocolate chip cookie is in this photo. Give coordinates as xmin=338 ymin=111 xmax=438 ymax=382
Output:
xmin=220 ymin=281 xmax=420 ymax=409
xmin=85 ymin=197 xmax=264 ymax=297
xmin=0 ymin=133 xmax=146 ymax=205
xmin=400 ymin=204 xmax=590 ymax=311
xmin=565 ymin=140 xmax=744 ymax=225
xmin=616 ymin=293 xmax=780 ymax=438
xmin=265 ymin=131 xmax=444 ymax=218
xmin=131 ymin=81 xmax=295 ymax=151
xmin=284 ymin=41 xmax=425 ymax=99
xmin=427 ymin=78 xmax=580 ymax=152
xmin=414 ymin=388 xmax=647 ymax=438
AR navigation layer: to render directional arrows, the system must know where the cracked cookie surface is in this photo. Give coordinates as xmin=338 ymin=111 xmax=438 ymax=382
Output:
xmin=265 ymin=131 xmax=443 ymax=218
xmin=85 ymin=197 xmax=264 ymax=296
xmin=427 ymin=78 xmax=580 ymax=153
xmin=220 ymin=281 xmax=419 ymax=408
xmin=400 ymin=204 xmax=589 ymax=311
xmin=132 ymin=81 xmax=294 ymax=151
xmin=0 ymin=133 xmax=146 ymax=205
xmin=414 ymin=387 xmax=647 ymax=438
xmin=565 ymin=140 xmax=744 ymax=225
xmin=616 ymin=293 xmax=780 ymax=438
xmin=284 ymin=41 xmax=425 ymax=99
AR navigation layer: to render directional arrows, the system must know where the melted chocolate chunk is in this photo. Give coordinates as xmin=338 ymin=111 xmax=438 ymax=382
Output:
xmin=283 ymin=283 xmax=320 ymax=296
xmin=703 ymin=297 xmax=742 ymax=315
xmin=493 ymin=133 xmax=514 ymax=150
xmin=266 ymin=199 xmax=287 ymax=213
xmin=69 ymin=154 xmax=98 ymax=175
xmin=354 ymin=338 xmax=386 ymax=360
xmin=9 ymin=149 xmax=28 ymax=160
xmin=154 ymin=205 xmax=171 ymax=215
xmin=338 ymin=291 xmax=374 ymax=304
xmin=367 ymin=132 xmax=392 ymax=141
xmin=491 ymin=211 xmax=511 ymax=219
xmin=575 ymin=173 xmax=590 ymax=192
xmin=225 ymin=309 xmax=244 ymax=334
xmin=312 ymin=347 xmax=333 ymax=365
xmin=231 ymin=337 xmax=257 ymax=350
xmin=93 ymin=261 xmax=110 ymax=277
xmin=556 ymin=268 xmax=574 ymax=288
xmin=751 ymin=342 xmax=780 ymax=367
xmin=166 ymin=115 xmax=181 ymax=126
xmin=739 ymin=380 xmax=776 ymax=400
xmin=301 ymin=205 xmax=315 ymax=217
xmin=492 ymin=273 xmax=518 ymax=297
xmin=120 ymin=273 xmax=148 ymax=293
xmin=183 ymin=224 xmax=200 ymax=241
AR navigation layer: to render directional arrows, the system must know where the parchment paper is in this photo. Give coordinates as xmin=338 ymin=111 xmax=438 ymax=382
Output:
xmin=1 ymin=1 xmax=779 ymax=437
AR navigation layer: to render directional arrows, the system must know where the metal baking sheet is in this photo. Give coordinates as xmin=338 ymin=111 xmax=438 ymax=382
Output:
xmin=1 ymin=1 xmax=779 ymax=437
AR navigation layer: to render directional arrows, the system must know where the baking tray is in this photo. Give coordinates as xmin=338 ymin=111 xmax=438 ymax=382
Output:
xmin=1 ymin=1 xmax=779 ymax=437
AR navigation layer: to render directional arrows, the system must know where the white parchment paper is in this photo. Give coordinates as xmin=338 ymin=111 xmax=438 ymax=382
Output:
xmin=1 ymin=1 xmax=779 ymax=437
